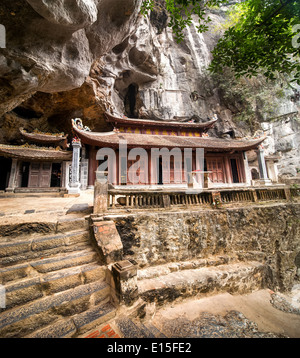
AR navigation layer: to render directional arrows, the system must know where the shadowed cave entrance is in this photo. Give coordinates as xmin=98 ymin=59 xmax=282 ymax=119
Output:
xmin=124 ymin=83 xmax=139 ymax=118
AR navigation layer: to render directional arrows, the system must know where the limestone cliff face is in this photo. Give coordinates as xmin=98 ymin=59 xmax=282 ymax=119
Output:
xmin=0 ymin=0 xmax=299 ymax=177
xmin=0 ymin=0 xmax=142 ymax=115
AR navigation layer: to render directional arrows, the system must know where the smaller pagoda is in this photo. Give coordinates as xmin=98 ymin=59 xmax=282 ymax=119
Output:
xmin=0 ymin=129 xmax=72 ymax=192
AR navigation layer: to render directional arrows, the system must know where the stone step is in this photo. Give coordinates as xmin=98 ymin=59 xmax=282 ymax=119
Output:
xmin=0 ymin=230 xmax=91 ymax=267
xmin=0 ymin=279 xmax=111 ymax=338
xmin=138 ymin=261 xmax=266 ymax=305
xmin=0 ymin=216 xmax=89 ymax=239
xmin=143 ymin=322 xmax=167 ymax=338
xmin=56 ymin=217 xmax=90 ymax=234
xmin=3 ymin=263 xmax=106 ymax=310
xmin=115 ymin=316 xmax=167 ymax=338
xmin=26 ymin=301 xmax=116 ymax=338
xmin=0 ymin=246 xmax=99 ymax=285
xmin=137 ymin=255 xmax=237 ymax=281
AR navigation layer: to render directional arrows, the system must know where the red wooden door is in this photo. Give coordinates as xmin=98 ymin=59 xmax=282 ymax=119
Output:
xmin=207 ymin=158 xmax=225 ymax=183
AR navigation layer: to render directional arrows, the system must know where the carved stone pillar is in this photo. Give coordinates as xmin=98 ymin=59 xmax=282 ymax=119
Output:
xmin=93 ymin=171 xmax=108 ymax=214
xmin=68 ymin=139 xmax=81 ymax=194
xmin=256 ymin=148 xmax=268 ymax=180
xmin=6 ymin=159 xmax=18 ymax=192
xmin=255 ymin=148 xmax=271 ymax=185
xmin=88 ymin=146 xmax=97 ymax=189
xmin=111 ymin=260 xmax=138 ymax=306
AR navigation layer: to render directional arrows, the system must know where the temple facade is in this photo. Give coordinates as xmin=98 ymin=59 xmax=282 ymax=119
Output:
xmin=0 ymin=113 xmax=278 ymax=194
xmin=0 ymin=129 xmax=72 ymax=193
xmin=71 ymin=113 xmax=269 ymax=190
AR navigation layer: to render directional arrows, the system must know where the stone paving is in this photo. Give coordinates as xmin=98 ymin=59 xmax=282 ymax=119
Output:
xmin=0 ymin=191 xmax=94 ymax=218
xmin=83 ymin=289 xmax=300 ymax=338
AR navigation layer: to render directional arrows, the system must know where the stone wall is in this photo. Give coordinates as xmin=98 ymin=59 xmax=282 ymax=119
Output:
xmin=114 ymin=203 xmax=300 ymax=292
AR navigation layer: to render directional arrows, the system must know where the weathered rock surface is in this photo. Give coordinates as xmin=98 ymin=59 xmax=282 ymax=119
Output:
xmin=262 ymin=115 xmax=300 ymax=178
xmin=0 ymin=0 xmax=142 ymax=116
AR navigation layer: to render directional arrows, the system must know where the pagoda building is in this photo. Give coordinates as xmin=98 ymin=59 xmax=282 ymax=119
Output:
xmin=72 ymin=112 xmax=268 ymax=189
xmin=0 ymin=129 xmax=72 ymax=192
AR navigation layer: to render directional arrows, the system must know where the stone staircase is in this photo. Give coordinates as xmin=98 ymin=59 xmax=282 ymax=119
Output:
xmin=0 ymin=212 xmax=271 ymax=338
xmin=0 ymin=216 xmax=116 ymax=338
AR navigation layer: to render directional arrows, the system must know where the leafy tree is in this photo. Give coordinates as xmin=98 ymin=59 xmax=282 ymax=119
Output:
xmin=209 ymin=0 xmax=300 ymax=84
xmin=141 ymin=0 xmax=300 ymax=84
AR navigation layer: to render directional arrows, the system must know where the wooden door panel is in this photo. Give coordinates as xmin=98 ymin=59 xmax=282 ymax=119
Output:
xmin=40 ymin=163 xmax=51 ymax=187
xmin=28 ymin=163 xmax=40 ymax=188
xmin=207 ymin=158 xmax=225 ymax=183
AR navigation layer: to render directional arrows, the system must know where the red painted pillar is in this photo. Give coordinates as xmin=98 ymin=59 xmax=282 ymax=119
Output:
xmin=148 ymin=150 xmax=151 ymax=185
xmin=88 ymin=146 xmax=97 ymax=188
xmin=116 ymin=150 xmax=119 ymax=185
xmin=224 ymin=156 xmax=232 ymax=184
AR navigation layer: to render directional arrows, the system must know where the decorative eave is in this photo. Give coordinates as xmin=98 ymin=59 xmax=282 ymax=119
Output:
xmin=0 ymin=144 xmax=72 ymax=161
xmin=104 ymin=112 xmax=218 ymax=131
xmin=72 ymin=124 xmax=266 ymax=152
xmin=19 ymin=128 xmax=68 ymax=149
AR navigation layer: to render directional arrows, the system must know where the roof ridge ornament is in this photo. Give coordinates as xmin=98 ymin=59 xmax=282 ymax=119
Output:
xmin=72 ymin=118 xmax=91 ymax=132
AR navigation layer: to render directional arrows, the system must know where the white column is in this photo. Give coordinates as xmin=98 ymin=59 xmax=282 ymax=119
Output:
xmin=68 ymin=139 xmax=81 ymax=194
xmin=255 ymin=148 xmax=272 ymax=185
xmin=243 ymin=152 xmax=251 ymax=185
xmin=256 ymin=149 xmax=268 ymax=179
xmin=6 ymin=159 xmax=18 ymax=192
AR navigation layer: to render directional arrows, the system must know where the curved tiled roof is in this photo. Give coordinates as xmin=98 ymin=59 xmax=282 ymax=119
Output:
xmin=105 ymin=112 xmax=218 ymax=131
xmin=19 ymin=128 xmax=68 ymax=149
xmin=0 ymin=144 xmax=72 ymax=161
xmin=72 ymin=125 xmax=266 ymax=152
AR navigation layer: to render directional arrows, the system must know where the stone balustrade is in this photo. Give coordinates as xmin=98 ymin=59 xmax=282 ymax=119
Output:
xmin=105 ymin=186 xmax=295 ymax=210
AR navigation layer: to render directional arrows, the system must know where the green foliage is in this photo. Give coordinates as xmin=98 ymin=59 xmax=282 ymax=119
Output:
xmin=209 ymin=0 xmax=300 ymax=84
xmin=141 ymin=0 xmax=300 ymax=83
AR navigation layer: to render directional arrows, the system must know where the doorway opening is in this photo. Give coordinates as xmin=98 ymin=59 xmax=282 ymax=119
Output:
xmin=51 ymin=163 xmax=62 ymax=187
xmin=230 ymin=158 xmax=240 ymax=183
xmin=20 ymin=162 xmax=30 ymax=187
xmin=0 ymin=157 xmax=12 ymax=190
xmin=158 ymin=157 xmax=163 ymax=185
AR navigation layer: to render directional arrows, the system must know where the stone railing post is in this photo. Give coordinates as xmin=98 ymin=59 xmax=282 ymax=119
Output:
xmin=284 ymin=188 xmax=292 ymax=201
xmin=162 ymin=194 xmax=171 ymax=208
xmin=251 ymin=189 xmax=258 ymax=202
xmin=111 ymin=260 xmax=138 ymax=306
xmin=93 ymin=171 xmax=108 ymax=214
